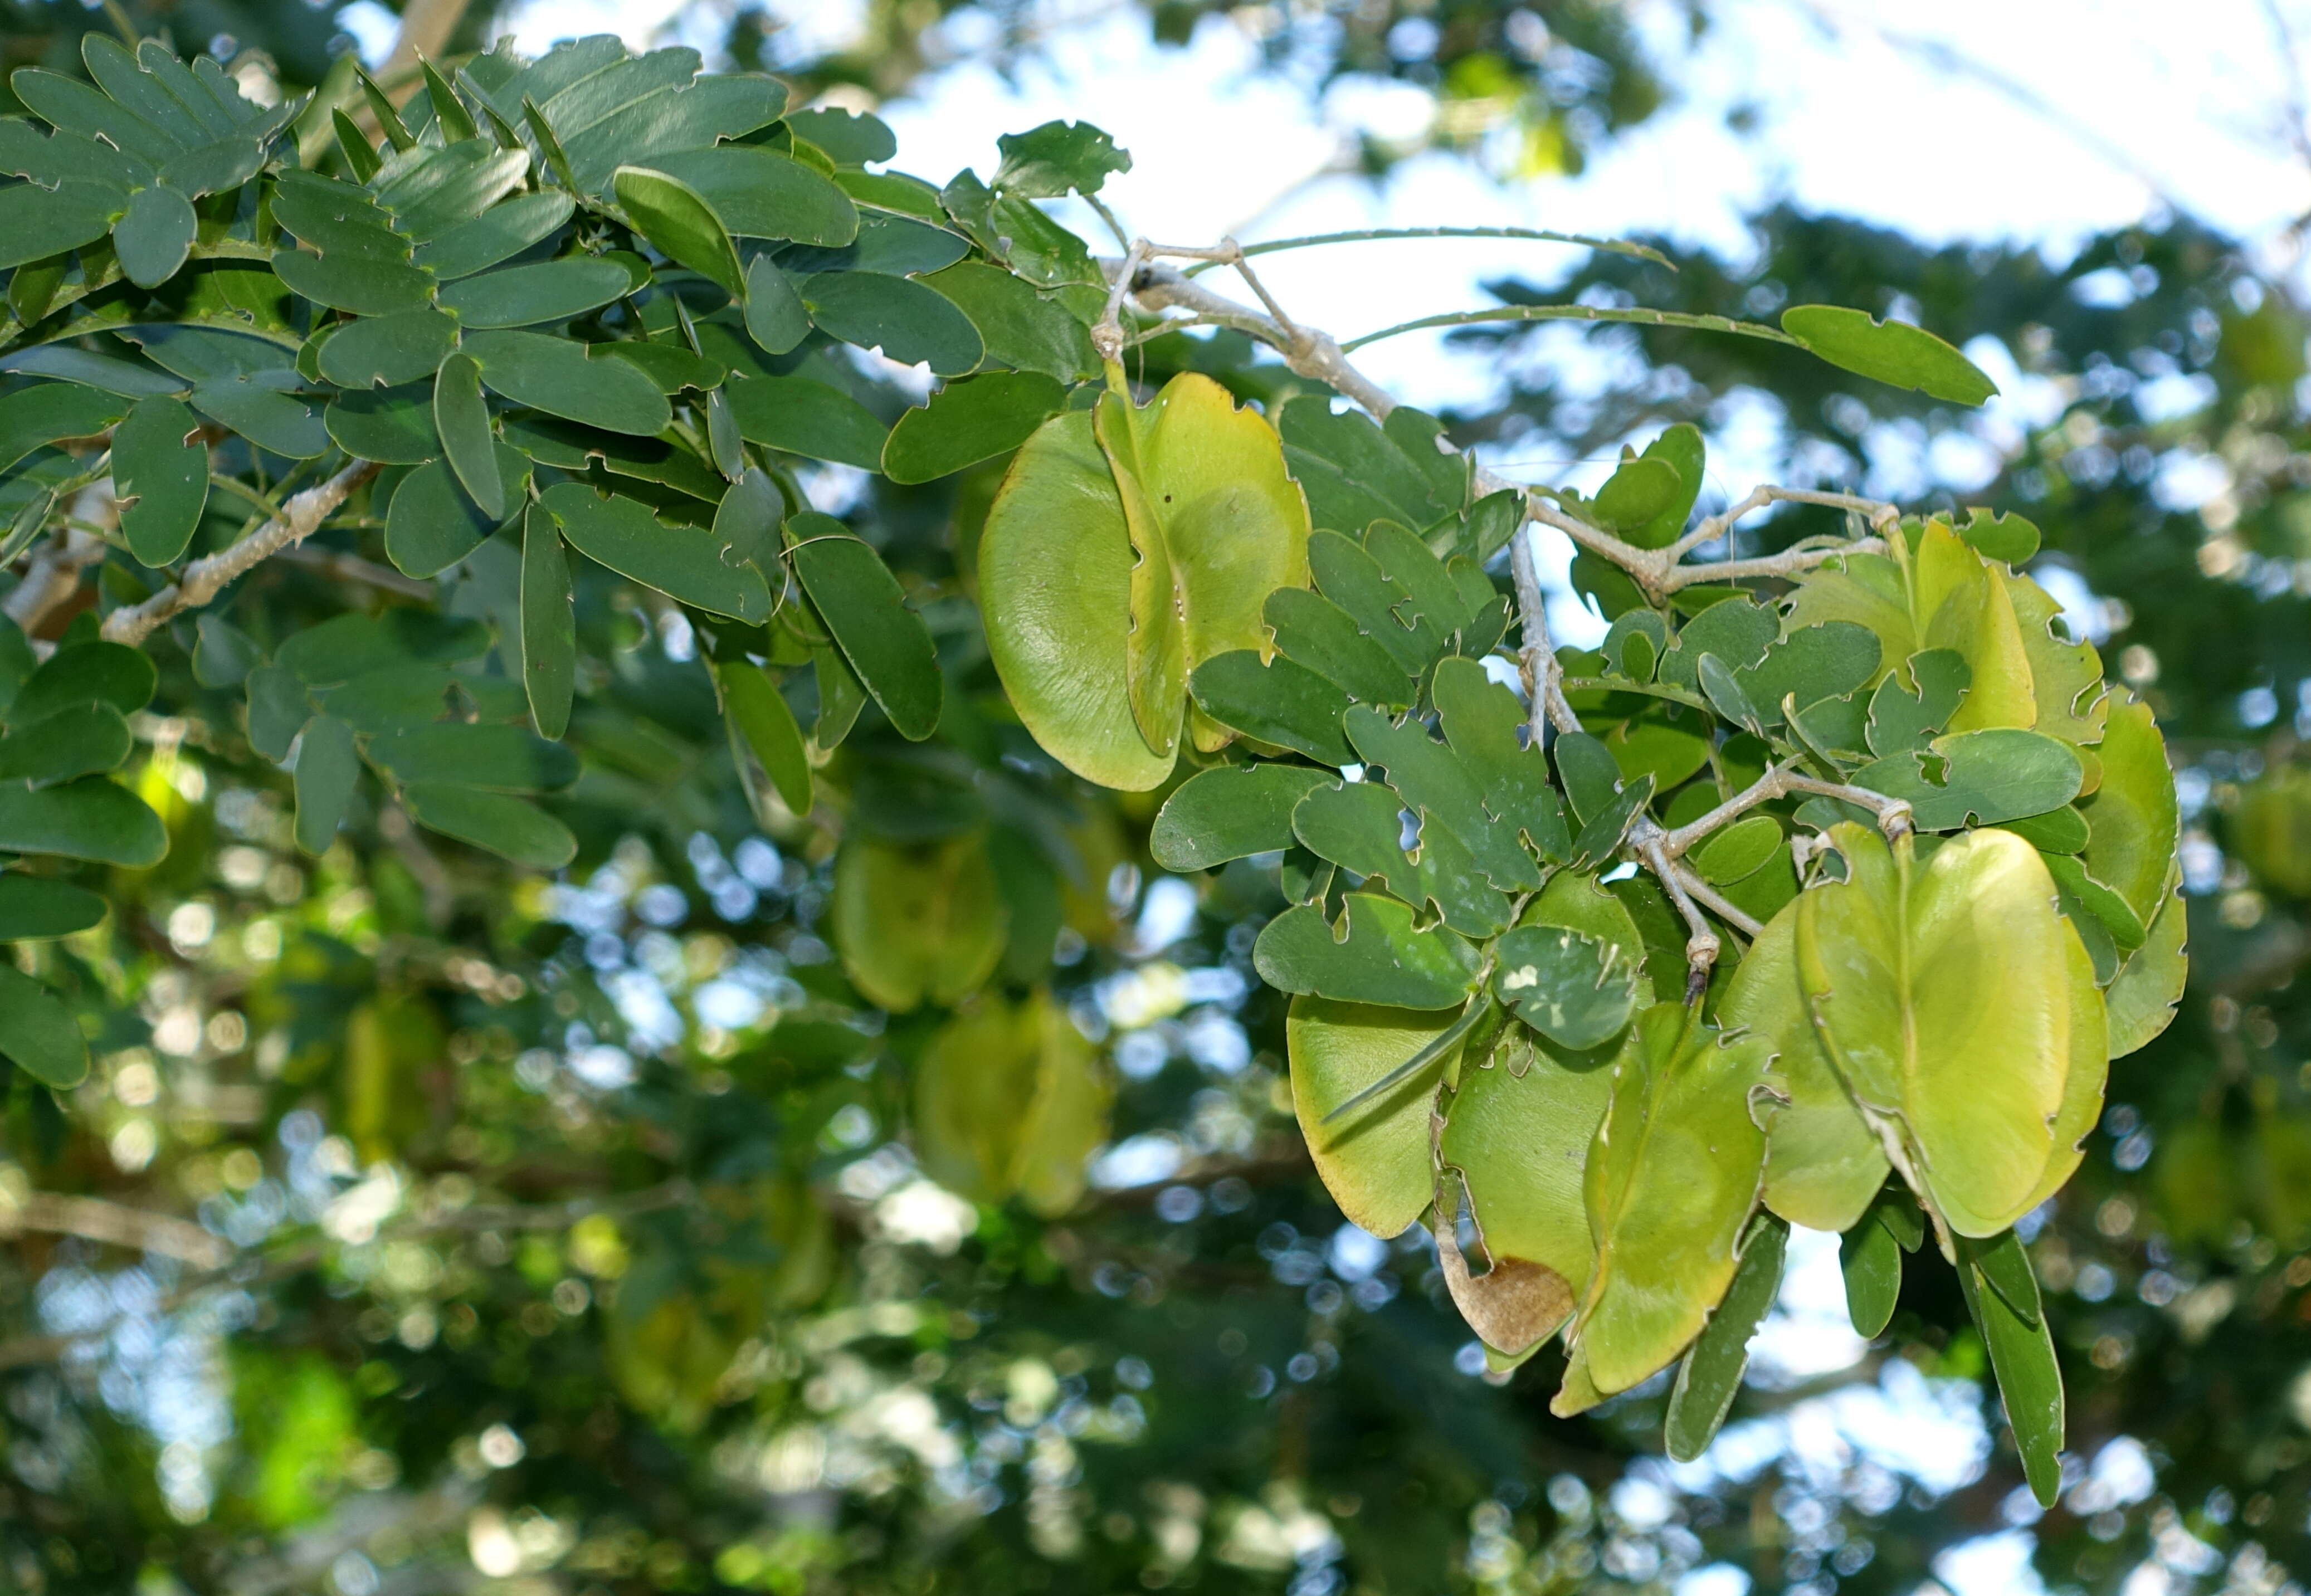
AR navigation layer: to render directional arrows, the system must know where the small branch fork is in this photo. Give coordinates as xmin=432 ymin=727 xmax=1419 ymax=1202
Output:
xmin=1099 ymin=241 xmax=1925 ymax=996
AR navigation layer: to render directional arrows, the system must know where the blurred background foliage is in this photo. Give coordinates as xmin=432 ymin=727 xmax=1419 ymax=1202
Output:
xmin=4 ymin=2 xmax=2311 ymax=1595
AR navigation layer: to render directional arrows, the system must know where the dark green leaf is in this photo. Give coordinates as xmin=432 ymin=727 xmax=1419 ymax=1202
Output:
xmin=292 ymin=714 xmax=359 ymax=855
xmin=0 ymin=383 xmax=129 ymax=475
xmin=723 ymin=371 xmax=888 ymax=469
xmin=1265 ymin=588 xmax=1416 ymax=708
xmin=1492 ymin=924 xmax=1641 ymax=1049
xmin=113 ymin=182 xmax=197 ymax=289
xmin=0 ymin=964 xmax=86 ymax=1089
xmin=0 ymin=345 xmax=183 ymax=398
xmin=1431 ymin=657 xmax=1571 ymax=864
xmin=1840 ymin=1212 xmax=1902 ymax=1337
xmin=1959 ymin=1253 xmax=2065 ymax=1507
xmin=432 ymin=353 xmax=503 ymax=519
xmin=0 ymin=873 xmax=105 ymax=939
xmin=1658 ymin=598 xmax=1778 ymax=688
xmin=403 ymin=782 xmax=577 ymax=869
xmin=385 ymin=450 xmax=525 ymax=579
xmin=114 ymin=394 xmax=208 ymax=567
xmin=316 ymin=306 xmax=461 ymax=389
xmin=813 ymin=645 xmax=865 ymax=749
xmin=372 ymin=721 xmax=578 ymax=792
xmin=188 ymin=372 xmax=330 ymax=459
xmin=1188 ymin=651 xmax=1354 ymax=765
xmin=245 ymin=663 xmax=309 ymax=760
xmin=1961 ymin=1229 xmax=2044 ymax=1330
xmin=2000 ymin=805 xmax=2090 ymax=855
xmin=464 ymin=329 xmax=673 ymax=436
xmin=882 ymin=372 xmax=1065 ymax=484
xmin=781 ymin=212 xmax=971 ymax=277
xmin=786 ymin=510 xmax=943 ymax=740
xmin=1348 ymin=701 xmax=1546 ymax=891
xmin=719 ymin=660 xmax=812 ymax=815
xmin=1150 ymin=764 xmax=1335 ymax=871
xmin=1665 ymin=1213 xmax=1788 ymax=1462
xmin=1851 ymin=728 xmax=2086 ymax=831
xmin=436 ymin=257 xmax=632 ymax=328
xmin=542 ymin=481 xmax=771 ymax=622
xmin=919 ymin=261 xmax=1098 ymax=383
xmin=1734 ymin=622 xmax=1881 ymax=726
xmin=800 ymin=271 xmax=983 ymax=375
xmin=0 ymin=778 xmax=166 ymax=866
xmin=1552 ymin=730 xmax=1625 ymax=826
xmin=325 ymin=383 xmax=440 ymax=464
xmin=743 ymin=255 xmax=811 ymax=355
xmin=1587 ymin=455 xmax=1679 ymax=533
xmin=413 ymin=191 xmax=578 ymax=280
xmin=8 ymin=642 xmax=155 ymax=724
xmin=636 ymin=147 xmax=857 ymax=245
xmin=784 ymin=108 xmax=896 ymax=165
xmin=1865 ymin=648 xmax=1971 ymax=758
xmin=191 ymin=616 xmax=260 ymax=688
xmin=1255 ymin=892 xmax=1483 ymax=1009
xmin=520 ymin=506 xmax=575 ymax=740
xmin=0 ymin=180 xmax=120 ymax=271
xmin=0 ymin=702 xmax=131 ymax=785
xmin=1782 ymin=304 xmax=1998 ymax=406
xmin=270 ymin=248 xmax=436 ymax=315
xmin=614 ymin=165 xmax=744 ymax=295
xmin=993 ymin=119 xmax=1130 ymax=197
xmin=1292 ymin=780 xmax=1510 ymax=939
xmin=1956 ymin=507 xmax=2040 ymax=564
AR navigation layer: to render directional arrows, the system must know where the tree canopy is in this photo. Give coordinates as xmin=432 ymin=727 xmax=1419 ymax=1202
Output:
xmin=0 ymin=9 xmax=2304 ymax=1596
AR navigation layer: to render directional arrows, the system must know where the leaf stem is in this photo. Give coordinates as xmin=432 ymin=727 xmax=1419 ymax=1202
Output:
xmin=1174 ymin=225 xmax=1673 ymax=275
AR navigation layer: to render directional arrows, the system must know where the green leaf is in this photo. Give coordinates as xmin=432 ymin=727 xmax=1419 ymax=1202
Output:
xmin=1956 ymin=506 xmax=2041 ymax=565
xmin=324 ymin=383 xmax=439 ymax=463
xmin=316 ymin=306 xmax=461 ymax=388
xmin=1492 ymin=924 xmax=1642 ymax=1050
xmin=1292 ymin=779 xmax=1511 ymax=939
xmin=1562 ymin=1006 xmax=1769 ymax=1402
xmin=786 ymin=108 xmax=896 ymax=164
xmin=2043 ymin=853 xmax=2146 ymax=953
xmin=919 ymin=262 xmax=1098 ymax=383
xmin=1150 ymin=764 xmax=1334 ymax=871
xmin=1851 ymin=726 xmax=2085 ymax=831
xmin=1734 ymin=622 xmax=1881 ymax=726
xmin=245 ymin=663 xmax=310 ymax=760
xmin=2107 ymin=871 xmax=2187 ymax=1058
xmin=1691 ymin=814 xmax=1782 ymax=885
xmin=0 ymin=777 xmax=166 ymax=866
xmin=292 ymin=714 xmax=359 ymax=856
xmin=385 ymin=451 xmax=525 ymax=579
xmin=799 ymin=270 xmax=983 ymax=375
xmin=881 ymin=372 xmax=1066 ymax=484
xmin=113 ymin=394 xmax=208 ymax=567
xmin=0 ymin=873 xmax=106 ymax=939
xmin=436 ymin=257 xmax=632 ymax=328
xmin=722 ymin=371 xmax=886 ymax=469
xmin=1720 ymin=897 xmax=1888 ymax=1232
xmin=189 ymin=372 xmax=330 ymax=460
xmin=1254 ymin=891 xmax=1481 ymax=1009
xmin=742 ymin=256 xmax=811 ymax=355
xmin=1781 ymin=305 xmax=1997 ymax=406
xmin=271 ymin=248 xmax=437 ymax=315
xmin=1840 ymin=1200 xmax=1903 ymax=1338
xmin=0 ymin=180 xmax=121 ymax=271
xmin=1797 ymin=824 xmax=2074 ymax=1238
xmin=403 ymin=783 xmax=577 ymax=869
xmin=0 ymin=964 xmax=87 ymax=1089
xmin=1266 ymin=588 xmax=1416 ymax=708
xmin=1346 ymin=703 xmax=1547 ymax=891
xmin=1961 ymin=1229 xmax=2043 ymax=1329
xmin=830 ymin=834 xmax=1006 ymax=1012
xmin=431 ymin=353 xmax=503 ymax=519
xmin=370 ymin=723 xmax=578 ymax=792
xmin=1438 ymin=1034 xmax=1615 ymax=1343
xmin=1657 ymin=598 xmax=1778 ymax=689
xmin=1665 ymin=1212 xmax=1788 ymax=1462
xmin=413 ymin=191 xmax=577 ymax=279
xmin=463 ymin=330 xmax=672 ymax=437
xmin=0 ymin=702 xmax=131 ymax=785
xmin=785 ymin=511 xmax=943 ymax=740
xmin=1187 ymin=652 xmax=1352 ymax=765
xmin=2079 ymin=691 xmax=2179 ymax=929
xmin=1288 ymin=995 xmax=1465 ymax=1238
xmin=614 ymin=165 xmax=744 ymax=295
xmin=718 ymin=660 xmax=811 ymax=816
xmin=7 ymin=641 xmax=156 ymax=724
xmin=0 ymin=383 xmax=130 ymax=476
xmin=1587 ymin=455 xmax=1679 ymax=534
xmin=272 ymin=172 xmax=403 ymax=257
xmin=1430 ymin=657 xmax=1571 ymax=864
xmin=634 ymin=147 xmax=856 ymax=244
xmin=113 ymin=182 xmax=196 ymax=289
xmin=1865 ymin=647 xmax=1971 ymax=757
xmin=519 ymin=506 xmax=576 ymax=740
xmin=1958 ymin=1250 xmax=2064 ymax=1507
xmin=780 ymin=212 xmax=969 ymax=278
xmin=2000 ymin=804 xmax=2091 ymax=855
xmin=540 ymin=482 xmax=771 ymax=623
xmin=992 ymin=119 xmax=1130 ymax=197
xmin=1280 ymin=398 xmax=1462 ymax=543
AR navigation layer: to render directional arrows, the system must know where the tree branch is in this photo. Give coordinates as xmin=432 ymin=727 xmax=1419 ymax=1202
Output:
xmin=101 ymin=460 xmax=379 ymax=646
xmin=1509 ymin=522 xmax=1580 ymax=738
xmin=0 ymin=1192 xmax=232 ymax=1268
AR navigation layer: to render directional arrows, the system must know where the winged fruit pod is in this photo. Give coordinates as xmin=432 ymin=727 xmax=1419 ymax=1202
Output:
xmin=979 ymin=373 xmax=1311 ymax=789
xmin=1794 ymin=823 xmax=2083 ymax=1238
xmin=1554 ymin=1004 xmax=1768 ymax=1409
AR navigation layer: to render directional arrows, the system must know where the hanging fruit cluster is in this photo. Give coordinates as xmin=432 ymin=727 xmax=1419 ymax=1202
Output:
xmin=983 ymin=362 xmax=2186 ymax=1492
